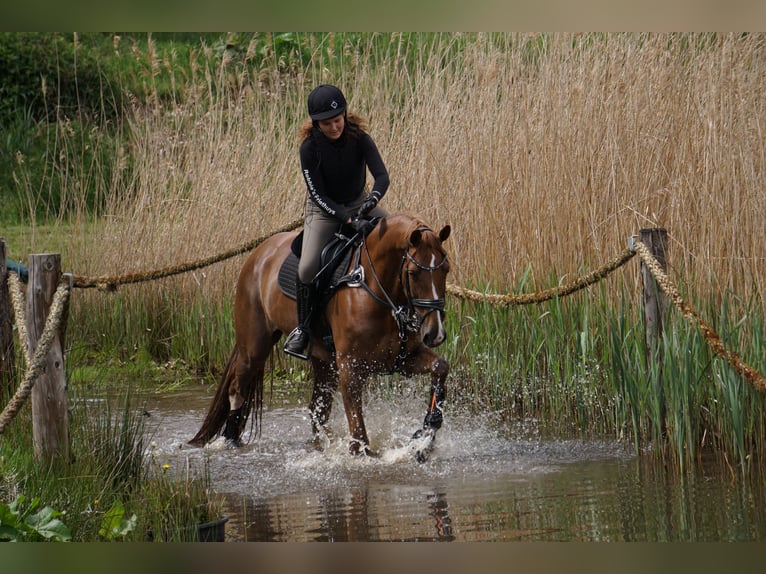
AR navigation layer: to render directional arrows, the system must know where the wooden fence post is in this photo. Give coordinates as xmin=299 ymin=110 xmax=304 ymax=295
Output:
xmin=0 ymin=239 xmax=14 ymax=390
xmin=639 ymin=228 xmax=670 ymax=439
xmin=28 ymin=253 xmax=69 ymax=463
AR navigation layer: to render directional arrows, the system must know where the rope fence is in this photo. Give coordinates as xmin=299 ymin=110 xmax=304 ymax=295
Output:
xmin=1 ymin=225 xmax=765 ymax=435
xmin=446 ymin=248 xmax=636 ymax=306
xmin=0 ymin=276 xmax=70 ymax=433
xmin=69 ymin=218 xmax=304 ymax=291
xmin=631 ymin=240 xmax=766 ymax=393
xmin=449 ymin=240 xmax=766 ymax=394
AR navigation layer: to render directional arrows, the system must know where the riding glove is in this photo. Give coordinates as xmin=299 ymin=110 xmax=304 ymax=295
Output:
xmin=357 ymin=191 xmax=381 ymax=217
xmin=351 ymin=217 xmax=375 ymax=236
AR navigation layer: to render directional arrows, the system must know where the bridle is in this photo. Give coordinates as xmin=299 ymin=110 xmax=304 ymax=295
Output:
xmin=357 ymin=225 xmax=448 ymax=371
xmin=399 ymin=226 xmax=448 ymax=324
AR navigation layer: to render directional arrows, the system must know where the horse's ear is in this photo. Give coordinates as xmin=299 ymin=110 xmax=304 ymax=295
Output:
xmin=439 ymin=225 xmax=451 ymax=243
xmin=410 ymin=228 xmax=423 ymax=246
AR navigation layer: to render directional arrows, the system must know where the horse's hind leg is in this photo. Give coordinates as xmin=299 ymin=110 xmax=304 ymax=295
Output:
xmin=222 ymin=359 xmax=250 ymax=446
xmin=222 ymin=333 xmax=276 ymax=446
xmin=309 ymin=357 xmax=337 ymax=444
xmin=222 ymin=357 xmax=262 ymax=446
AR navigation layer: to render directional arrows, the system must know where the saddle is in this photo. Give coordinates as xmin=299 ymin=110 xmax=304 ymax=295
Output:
xmin=276 ymin=224 xmax=366 ymax=301
xmin=277 ymin=223 xmax=369 ymax=355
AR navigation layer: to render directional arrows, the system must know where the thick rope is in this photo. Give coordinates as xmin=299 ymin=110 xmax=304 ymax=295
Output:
xmin=447 ymin=240 xmax=766 ymax=394
xmin=5 ymin=220 xmax=764 ymax=408
xmin=70 ymin=218 xmax=303 ymax=291
xmin=7 ymin=272 xmax=31 ymax=367
xmin=632 ymin=240 xmax=766 ymax=394
xmin=0 ymin=280 xmax=70 ymax=434
xmin=447 ymin=247 xmax=636 ymax=306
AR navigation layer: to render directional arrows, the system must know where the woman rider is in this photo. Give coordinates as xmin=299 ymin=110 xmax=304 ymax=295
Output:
xmin=283 ymin=84 xmax=390 ymax=359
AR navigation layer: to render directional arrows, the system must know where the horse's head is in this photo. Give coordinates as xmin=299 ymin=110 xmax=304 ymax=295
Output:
xmin=400 ymin=221 xmax=451 ymax=348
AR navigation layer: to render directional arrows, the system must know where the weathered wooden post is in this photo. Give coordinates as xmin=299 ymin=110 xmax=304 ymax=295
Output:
xmin=0 ymin=239 xmax=14 ymax=389
xmin=28 ymin=253 xmax=69 ymax=463
xmin=639 ymin=228 xmax=670 ymax=439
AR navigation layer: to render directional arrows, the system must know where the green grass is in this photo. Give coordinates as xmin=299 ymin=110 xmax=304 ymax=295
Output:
xmin=0 ymin=387 xmax=222 ymax=541
xmin=1 ymin=224 xmax=74 ymax=262
xmin=442 ymin=277 xmax=766 ymax=472
xmin=64 ymin=288 xmax=235 ymax=378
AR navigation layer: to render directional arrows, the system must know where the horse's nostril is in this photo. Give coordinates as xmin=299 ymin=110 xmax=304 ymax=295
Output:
xmin=423 ymin=328 xmax=444 ymax=348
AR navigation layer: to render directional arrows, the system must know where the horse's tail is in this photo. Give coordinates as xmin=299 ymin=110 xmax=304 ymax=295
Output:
xmin=188 ymin=347 xmax=239 ymax=447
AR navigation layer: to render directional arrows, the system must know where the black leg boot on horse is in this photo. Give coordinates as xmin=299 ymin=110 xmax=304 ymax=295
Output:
xmin=410 ymin=370 xmax=447 ymax=462
xmin=283 ymin=279 xmax=316 ymax=360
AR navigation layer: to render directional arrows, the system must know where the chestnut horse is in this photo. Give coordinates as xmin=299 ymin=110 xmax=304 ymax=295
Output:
xmin=189 ymin=211 xmax=451 ymax=460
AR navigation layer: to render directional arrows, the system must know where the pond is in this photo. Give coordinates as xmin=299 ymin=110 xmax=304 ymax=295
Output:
xmin=140 ymin=381 xmax=766 ymax=542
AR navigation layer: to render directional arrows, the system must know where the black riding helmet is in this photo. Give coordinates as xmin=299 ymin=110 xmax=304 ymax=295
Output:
xmin=307 ymin=84 xmax=347 ymax=121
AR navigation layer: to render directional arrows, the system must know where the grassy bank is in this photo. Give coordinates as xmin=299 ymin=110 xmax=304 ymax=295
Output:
xmin=2 ymin=33 xmax=766 ymax=471
xmin=0 ymin=388 xmax=223 ymax=541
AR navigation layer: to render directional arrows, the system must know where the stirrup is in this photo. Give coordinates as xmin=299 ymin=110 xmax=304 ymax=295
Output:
xmin=284 ymin=327 xmax=311 ymax=360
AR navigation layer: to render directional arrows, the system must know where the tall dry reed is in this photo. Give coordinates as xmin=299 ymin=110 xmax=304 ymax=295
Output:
xmin=67 ymin=33 xmax=765 ymax=312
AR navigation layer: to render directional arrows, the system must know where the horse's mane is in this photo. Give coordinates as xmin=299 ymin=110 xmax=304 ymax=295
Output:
xmin=381 ymin=211 xmax=432 ymax=239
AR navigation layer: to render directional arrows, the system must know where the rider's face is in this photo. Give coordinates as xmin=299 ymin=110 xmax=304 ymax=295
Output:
xmin=317 ymin=114 xmax=345 ymax=140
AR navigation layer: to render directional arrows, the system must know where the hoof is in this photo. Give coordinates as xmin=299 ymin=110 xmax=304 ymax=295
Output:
xmin=310 ymin=431 xmax=331 ymax=452
xmin=423 ymin=409 xmax=443 ymax=431
xmin=410 ymin=427 xmax=436 ymax=463
xmin=363 ymin=447 xmax=380 ymax=459
xmin=225 ymin=437 xmax=244 ymax=449
xmin=349 ymin=440 xmax=376 ymax=458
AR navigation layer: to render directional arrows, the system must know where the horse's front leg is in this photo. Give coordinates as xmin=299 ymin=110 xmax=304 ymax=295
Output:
xmin=423 ymin=354 xmax=448 ymax=431
xmin=402 ymin=349 xmax=449 ymax=462
xmin=336 ymin=353 xmax=371 ymax=456
xmin=403 ymin=349 xmax=449 ymax=431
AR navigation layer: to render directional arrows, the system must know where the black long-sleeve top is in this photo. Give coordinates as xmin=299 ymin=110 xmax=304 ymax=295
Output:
xmin=300 ymin=127 xmax=390 ymax=222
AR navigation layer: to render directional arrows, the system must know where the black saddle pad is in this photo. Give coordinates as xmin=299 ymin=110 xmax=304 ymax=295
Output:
xmin=277 ymin=232 xmax=358 ymax=300
xmin=277 ymin=252 xmax=301 ymax=299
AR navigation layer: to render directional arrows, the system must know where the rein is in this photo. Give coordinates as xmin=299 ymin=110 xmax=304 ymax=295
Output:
xmin=357 ymin=225 xmax=447 ymax=372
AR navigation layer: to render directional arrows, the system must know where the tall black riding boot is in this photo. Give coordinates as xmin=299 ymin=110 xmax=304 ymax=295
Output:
xmin=283 ymin=280 xmax=315 ymax=360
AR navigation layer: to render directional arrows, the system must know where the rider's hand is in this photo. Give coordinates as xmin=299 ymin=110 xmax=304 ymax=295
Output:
xmin=350 ymin=217 xmax=375 ymax=236
xmin=356 ymin=191 xmax=381 ymax=218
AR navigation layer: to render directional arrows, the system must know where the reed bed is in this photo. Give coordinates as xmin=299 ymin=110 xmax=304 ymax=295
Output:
xmin=7 ymin=33 xmax=766 ymax=469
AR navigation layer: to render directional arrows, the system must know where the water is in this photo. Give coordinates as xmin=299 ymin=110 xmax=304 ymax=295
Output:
xmin=140 ymin=382 xmax=766 ymax=542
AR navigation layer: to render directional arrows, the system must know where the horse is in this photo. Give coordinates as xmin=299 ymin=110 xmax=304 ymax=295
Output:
xmin=189 ymin=211 xmax=451 ymax=460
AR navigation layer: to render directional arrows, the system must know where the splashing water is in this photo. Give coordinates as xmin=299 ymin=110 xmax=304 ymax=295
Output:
xmin=135 ymin=382 xmax=766 ymax=541
xmin=143 ymin=380 xmax=629 ymax=502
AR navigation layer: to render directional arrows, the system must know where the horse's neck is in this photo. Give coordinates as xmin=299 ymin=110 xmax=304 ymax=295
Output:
xmin=364 ymin=235 xmax=404 ymax=295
